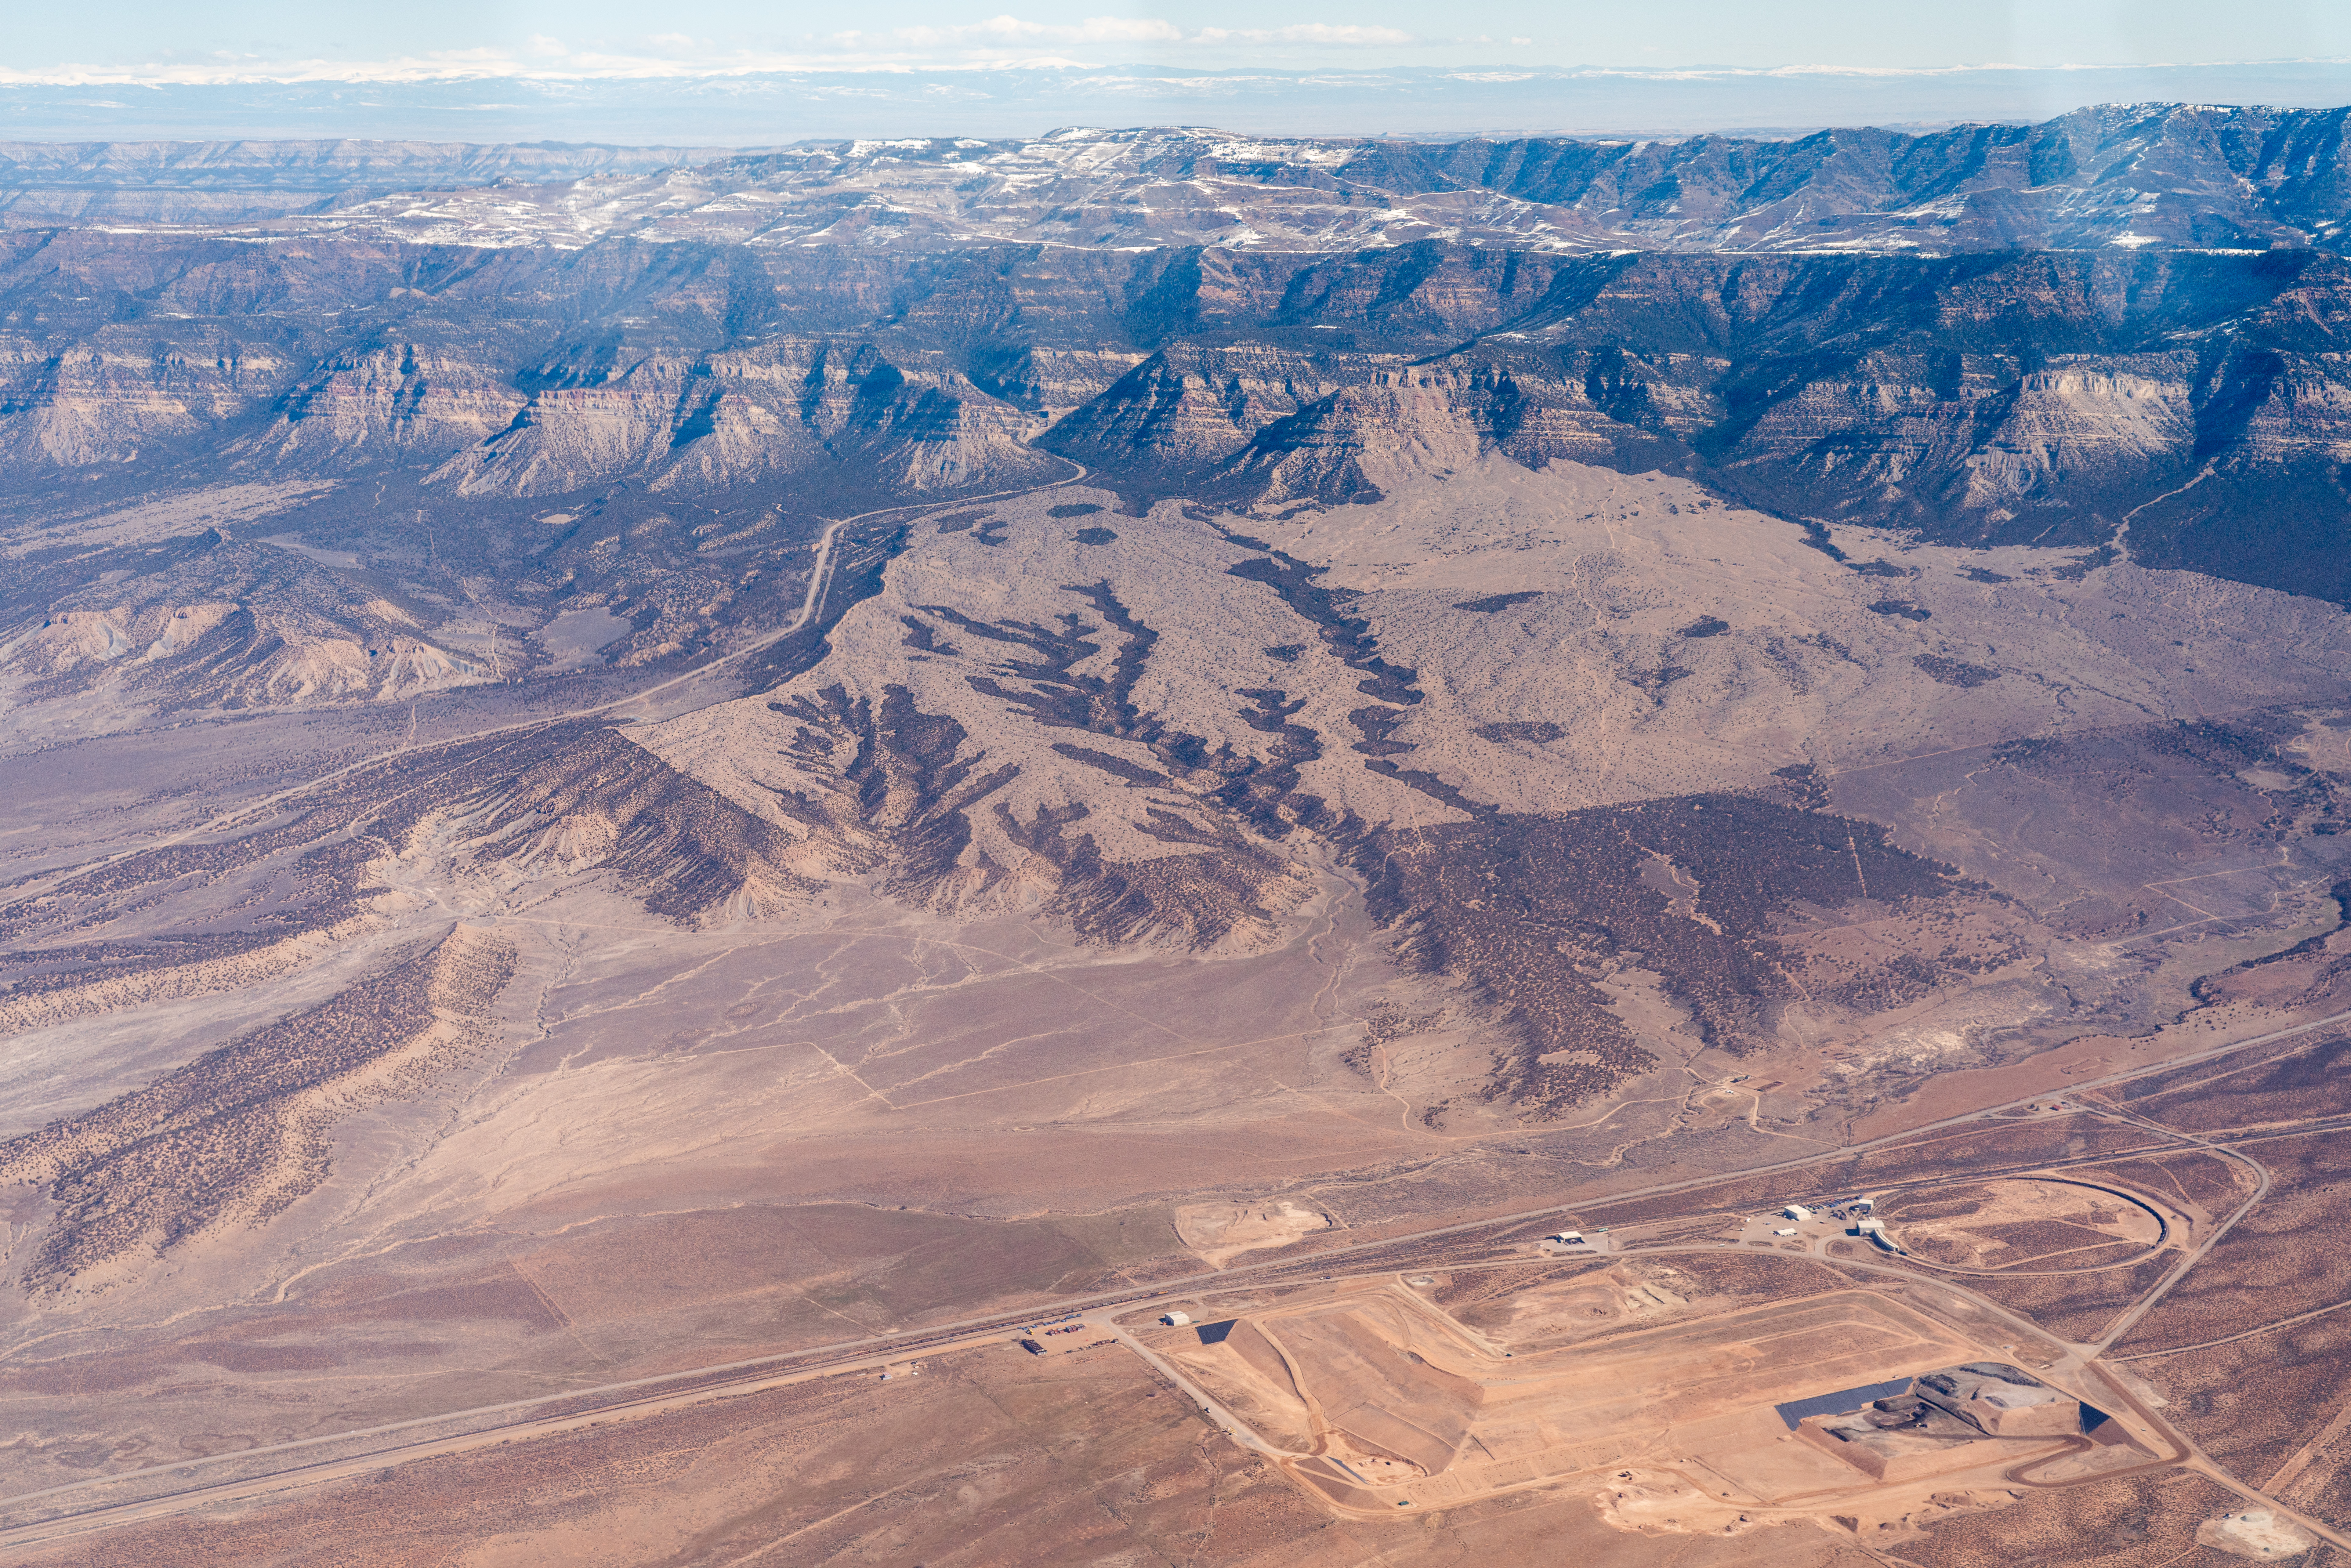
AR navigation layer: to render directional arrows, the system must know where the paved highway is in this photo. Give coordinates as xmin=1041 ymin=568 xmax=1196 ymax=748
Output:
xmin=2 ymin=596 xmax=2348 ymax=1547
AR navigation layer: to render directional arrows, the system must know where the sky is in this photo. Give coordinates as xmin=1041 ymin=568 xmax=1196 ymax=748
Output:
xmin=11 ymin=1 xmax=2351 ymax=83
xmin=5 ymin=2 xmax=2351 ymax=143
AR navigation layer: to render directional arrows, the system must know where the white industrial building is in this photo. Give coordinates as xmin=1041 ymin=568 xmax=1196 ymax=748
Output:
xmin=1160 ymin=1311 xmax=1192 ymax=1327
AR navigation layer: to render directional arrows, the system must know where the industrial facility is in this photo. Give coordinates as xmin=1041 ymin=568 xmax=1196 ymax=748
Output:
xmin=1790 ymin=1363 xmax=2101 ymax=1480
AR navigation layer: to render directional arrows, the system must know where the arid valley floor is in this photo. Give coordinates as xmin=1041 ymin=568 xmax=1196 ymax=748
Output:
xmin=5 ymin=114 xmax=2351 ymax=1566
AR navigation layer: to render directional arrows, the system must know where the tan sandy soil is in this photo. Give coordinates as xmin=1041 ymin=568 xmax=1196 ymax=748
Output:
xmin=1882 ymin=1179 xmax=2167 ymax=1273
xmin=1178 ymin=1201 xmax=1333 ymax=1267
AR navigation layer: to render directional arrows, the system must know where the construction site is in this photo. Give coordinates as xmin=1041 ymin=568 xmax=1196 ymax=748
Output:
xmin=1126 ymin=1261 xmax=2165 ymax=1533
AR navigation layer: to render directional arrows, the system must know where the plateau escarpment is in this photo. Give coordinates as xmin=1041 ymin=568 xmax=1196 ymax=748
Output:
xmin=3 ymin=237 xmax=2351 ymax=633
xmin=1 ymin=120 xmax=2348 ymax=1170
xmin=27 ymin=105 xmax=2351 ymax=256
xmin=6 ymin=110 xmax=2351 ymax=1566
xmin=0 ymin=139 xmax=768 ymax=227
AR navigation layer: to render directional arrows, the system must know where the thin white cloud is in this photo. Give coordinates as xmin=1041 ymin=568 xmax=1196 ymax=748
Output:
xmin=0 ymin=13 xmax=1418 ymax=86
xmin=869 ymin=16 xmax=1185 ymax=47
xmin=25 ymin=35 xmax=2315 ymax=91
xmin=1196 ymin=24 xmax=1413 ymax=45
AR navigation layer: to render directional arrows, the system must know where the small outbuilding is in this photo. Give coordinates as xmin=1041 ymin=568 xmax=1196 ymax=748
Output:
xmin=1160 ymin=1311 xmax=1194 ymax=1327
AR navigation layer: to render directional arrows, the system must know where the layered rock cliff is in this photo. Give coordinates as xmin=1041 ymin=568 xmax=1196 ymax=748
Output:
xmin=4 ymin=232 xmax=2348 ymax=601
xmin=7 ymin=110 xmax=2351 ymax=1153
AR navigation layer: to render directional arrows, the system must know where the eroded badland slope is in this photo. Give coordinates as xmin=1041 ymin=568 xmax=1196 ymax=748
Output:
xmin=4 ymin=113 xmax=2351 ymax=1565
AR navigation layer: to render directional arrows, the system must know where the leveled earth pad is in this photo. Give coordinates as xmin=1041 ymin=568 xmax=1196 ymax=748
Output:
xmin=1158 ymin=1280 xmax=2097 ymax=1514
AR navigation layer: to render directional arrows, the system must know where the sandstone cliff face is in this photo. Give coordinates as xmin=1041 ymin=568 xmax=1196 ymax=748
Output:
xmin=3 ymin=235 xmax=2349 ymax=596
xmin=12 ymin=114 xmax=2351 ymax=1229
xmin=0 ymin=324 xmax=288 ymax=466
xmin=0 ymin=136 xmax=2347 ymax=766
xmin=237 ymin=340 xmax=526 ymax=468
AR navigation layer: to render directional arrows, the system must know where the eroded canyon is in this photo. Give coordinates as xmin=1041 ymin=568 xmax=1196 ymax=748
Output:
xmin=0 ymin=110 xmax=2350 ymax=1566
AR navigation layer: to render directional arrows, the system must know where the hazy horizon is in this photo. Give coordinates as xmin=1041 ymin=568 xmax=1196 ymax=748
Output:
xmin=9 ymin=60 xmax=2351 ymax=145
xmin=7 ymin=1 xmax=2351 ymax=143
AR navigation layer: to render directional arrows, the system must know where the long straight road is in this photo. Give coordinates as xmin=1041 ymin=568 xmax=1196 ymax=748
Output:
xmin=1 ymin=445 xmax=2344 ymax=1547
xmin=7 ymin=998 xmax=2349 ymax=1549
xmin=0 ymin=1325 xmax=1025 ymax=1549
